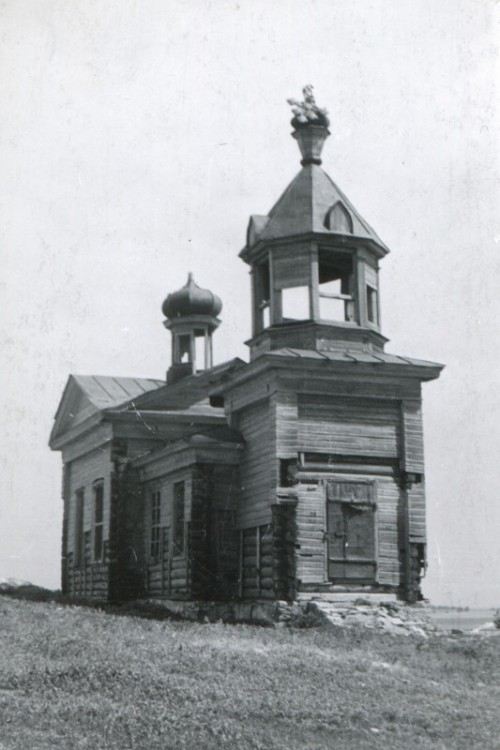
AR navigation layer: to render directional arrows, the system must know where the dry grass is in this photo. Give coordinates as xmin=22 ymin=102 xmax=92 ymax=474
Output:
xmin=0 ymin=596 xmax=499 ymax=750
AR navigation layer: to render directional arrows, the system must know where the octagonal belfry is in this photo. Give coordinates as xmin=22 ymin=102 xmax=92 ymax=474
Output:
xmin=241 ymin=86 xmax=388 ymax=360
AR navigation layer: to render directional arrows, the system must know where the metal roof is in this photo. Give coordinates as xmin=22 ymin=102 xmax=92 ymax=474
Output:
xmin=267 ymin=348 xmax=443 ymax=369
xmin=72 ymin=375 xmax=164 ymax=410
xmin=249 ymin=165 xmax=389 ymax=252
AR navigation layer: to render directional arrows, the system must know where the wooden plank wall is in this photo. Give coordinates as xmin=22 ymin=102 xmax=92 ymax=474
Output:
xmin=296 ymin=484 xmax=325 ymax=584
xmin=211 ymin=466 xmax=239 ymax=599
xmin=236 ymin=402 xmax=274 ymax=528
xmin=241 ymin=524 xmax=275 ymax=599
xmin=407 ymin=481 xmax=426 ymax=542
xmin=67 ymin=545 xmax=109 ymax=599
xmin=298 ymin=396 xmax=400 ymax=458
xmin=65 ymin=445 xmax=112 ymax=600
xmin=143 ymin=470 xmax=192 ymax=598
xmin=402 ymin=399 xmax=425 ymax=473
xmin=294 ymin=476 xmax=402 ymax=590
xmin=376 ymin=476 xmax=403 ymax=587
xmin=272 ymin=244 xmax=312 ymax=289
xmin=401 ymin=398 xmax=427 ymax=545
xmin=241 ymin=528 xmax=258 ymax=597
xmin=274 ymin=394 xmax=298 ymax=459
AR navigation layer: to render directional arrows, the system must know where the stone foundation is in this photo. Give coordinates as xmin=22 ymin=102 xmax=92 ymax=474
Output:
xmin=134 ymin=596 xmax=438 ymax=636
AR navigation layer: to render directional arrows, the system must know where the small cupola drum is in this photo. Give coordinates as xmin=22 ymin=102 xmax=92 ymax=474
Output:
xmin=162 ymin=273 xmax=222 ymax=384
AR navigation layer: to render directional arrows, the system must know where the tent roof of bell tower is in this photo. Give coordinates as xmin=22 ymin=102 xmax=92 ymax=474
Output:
xmin=243 ymin=164 xmax=390 ymax=256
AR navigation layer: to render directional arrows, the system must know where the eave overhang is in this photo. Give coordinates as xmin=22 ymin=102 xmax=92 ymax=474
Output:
xmin=49 ymin=412 xmax=106 ymax=452
xmin=223 ymin=348 xmax=444 ymax=403
xmin=240 ymin=230 xmax=389 ymax=266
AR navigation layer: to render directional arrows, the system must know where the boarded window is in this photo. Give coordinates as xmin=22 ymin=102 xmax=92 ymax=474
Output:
xmin=150 ymin=490 xmax=161 ymax=560
xmin=93 ymin=482 xmax=104 ymax=562
xmin=74 ymin=489 xmax=84 ymax=568
xmin=173 ymin=481 xmax=185 ymax=555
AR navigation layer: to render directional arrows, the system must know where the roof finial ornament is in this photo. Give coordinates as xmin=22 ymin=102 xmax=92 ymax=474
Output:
xmin=287 ymin=85 xmax=330 ymax=129
xmin=287 ymin=85 xmax=330 ymax=166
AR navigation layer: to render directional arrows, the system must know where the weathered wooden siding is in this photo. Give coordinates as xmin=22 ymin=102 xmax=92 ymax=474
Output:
xmin=236 ymin=401 xmax=274 ymax=528
xmin=271 ymin=504 xmax=297 ymax=601
xmin=376 ymin=476 xmax=403 ymax=587
xmin=401 ymin=399 xmax=425 ymax=473
xmin=294 ymin=474 xmax=402 ymax=591
xmin=298 ymin=396 xmax=400 ymax=458
xmin=108 ymin=457 xmax=146 ymax=602
xmin=143 ymin=470 xmax=192 ymax=598
xmin=65 ymin=445 xmax=112 ymax=599
xmin=407 ymin=481 xmax=426 ymax=542
xmin=296 ymin=484 xmax=325 ymax=584
xmin=272 ymin=244 xmax=312 ymax=289
xmin=67 ymin=537 xmax=109 ymax=600
xmin=274 ymin=394 xmax=298 ymax=459
xmin=66 ymin=446 xmax=112 ymax=551
xmin=241 ymin=523 xmax=274 ymax=599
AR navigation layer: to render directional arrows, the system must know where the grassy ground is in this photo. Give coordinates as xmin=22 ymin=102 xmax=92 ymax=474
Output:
xmin=0 ymin=597 xmax=499 ymax=750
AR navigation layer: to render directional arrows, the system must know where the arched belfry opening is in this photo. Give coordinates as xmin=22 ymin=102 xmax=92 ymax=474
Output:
xmin=162 ymin=273 xmax=222 ymax=384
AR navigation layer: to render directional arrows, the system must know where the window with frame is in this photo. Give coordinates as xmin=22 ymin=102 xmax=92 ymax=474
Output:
xmin=256 ymin=260 xmax=270 ymax=329
xmin=318 ymin=250 xmax=355 ymax=322
xmin=93 ymin=481 xmax=104 ymax=562
xmin=150 ymin=490 xmax=161 ymax=560
xmin=173 ymin=481 xmax=185 ymax=555
xmin=74 ymin=489 xmax=85 ymax=568
xmin=366 ymin=285 xmax=378 ymax=324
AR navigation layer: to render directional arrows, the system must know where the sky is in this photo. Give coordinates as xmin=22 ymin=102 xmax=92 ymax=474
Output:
xmin=1 ymin=0 xmax=499 ymax=607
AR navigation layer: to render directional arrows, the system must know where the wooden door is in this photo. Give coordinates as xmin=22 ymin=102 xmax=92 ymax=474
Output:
xmin=326 ymin=481 xmax=376 ymax=582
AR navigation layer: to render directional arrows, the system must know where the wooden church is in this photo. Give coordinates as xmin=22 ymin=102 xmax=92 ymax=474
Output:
xmin=49 ymin=89 xmax=443 ymax=604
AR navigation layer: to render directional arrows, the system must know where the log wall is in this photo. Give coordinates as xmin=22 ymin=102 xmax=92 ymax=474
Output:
xmin=240 ymin=524 xmax=275 ymax=600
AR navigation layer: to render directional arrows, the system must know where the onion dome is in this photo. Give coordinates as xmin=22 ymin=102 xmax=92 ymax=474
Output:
xmin=162 ymin=273 xmax=222 ymax=319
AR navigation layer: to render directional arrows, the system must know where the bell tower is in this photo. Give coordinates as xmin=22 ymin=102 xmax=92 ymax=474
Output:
xmin=240 ymin=85 xmax=389 ymax=360
xmin=162 ymin=273 xmax=222 ymax=384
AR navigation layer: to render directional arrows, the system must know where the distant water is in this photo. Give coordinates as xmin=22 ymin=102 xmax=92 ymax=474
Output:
xmin=427 ymin=609 xmax=496 ymax=631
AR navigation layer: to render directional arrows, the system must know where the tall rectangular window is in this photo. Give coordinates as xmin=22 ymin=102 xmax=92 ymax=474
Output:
xmin=173 ymin=481 xmax=185 ymax=555
xmin=150 ymin=490 xmax=161 ymax=560
xmin=366 ymin=285 xmax=378 ymax=324
xmin=318 ymin=251 xmax=354 ymax=323
xmin=74 ymin=489 xmax=84 ymax=568
xmin=93 ymin=482 xmax=104 ymax=562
